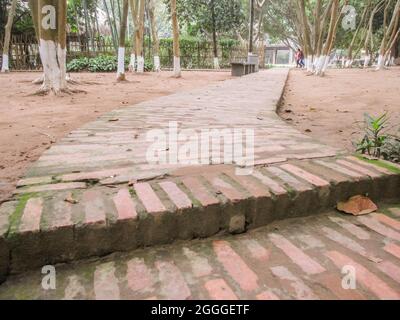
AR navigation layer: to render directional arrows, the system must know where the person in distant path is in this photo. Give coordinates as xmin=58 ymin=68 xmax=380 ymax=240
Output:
xmin=295 ymin=49 xmax=305 ymax=68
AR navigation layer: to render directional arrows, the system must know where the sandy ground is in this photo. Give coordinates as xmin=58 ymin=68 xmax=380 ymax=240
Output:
xmin=280 ymin=67 xmax=400 ymax=152
xmin=0 ymin=71 xmax=230 ymax=203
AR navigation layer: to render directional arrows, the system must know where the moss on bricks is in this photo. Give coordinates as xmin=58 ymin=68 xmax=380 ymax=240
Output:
xmin=7 ymin=193 xmax=38 ymax=237
xmin=355 ymin=155 xmax=400 ymax=174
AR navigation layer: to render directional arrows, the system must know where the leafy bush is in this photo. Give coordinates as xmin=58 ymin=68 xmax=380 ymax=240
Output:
xmin=67 ymin=55 xmax=154 ymax=72
xmin=355 ymin=112 xmax=400 ymax=163
xmin=67 ymin=57 xmax=89 ymax=72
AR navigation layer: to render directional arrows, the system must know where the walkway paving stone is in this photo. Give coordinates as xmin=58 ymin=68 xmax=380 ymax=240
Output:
xmin=1 ymin=206 xmax=399 ymax=300
xmin=0 ymin=69 xmax=399 ymax=283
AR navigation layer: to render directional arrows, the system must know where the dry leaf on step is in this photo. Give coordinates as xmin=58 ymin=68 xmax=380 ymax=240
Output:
xmin=337 ymin=195 xmax=378 ymax=216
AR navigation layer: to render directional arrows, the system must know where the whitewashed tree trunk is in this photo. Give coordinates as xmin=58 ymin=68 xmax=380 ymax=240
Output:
xmin=135 ymin=0 xmax=145 ymax=74
xmin=1 ymin=0 xmax=18 ymax=72
xmin=31 ymin=0 xmax=68 ymax=94
xmin=149 ymin=0 xmax=161 ymax=72
xmin=213 ymin=57 xmax=220 ymax=69
xmin=117 ymin=0 xmax=129 ymax=81
xmin=171 ymin=0 xmax=181 ymax=78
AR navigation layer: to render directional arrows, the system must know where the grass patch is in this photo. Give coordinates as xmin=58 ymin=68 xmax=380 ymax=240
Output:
xmin=354 ymin=154 xmax=400 ymax=174
xmin=7 ymin=193 xmax=38 ymax=236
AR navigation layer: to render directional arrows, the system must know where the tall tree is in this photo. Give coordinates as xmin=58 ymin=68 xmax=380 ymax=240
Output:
xmin=1 ymin=0 xmax=18 ymax=73
xmin=148 ymin=0 xmax=161 ymax=71
xmin=117 ymin=0 xmax=129 ymax=81
xmin=170 ymin=0 xmax=181 ymax=77
xmin=135 ymin=0 xmax=145 ymax=73
xmin=29 ymin=0 xmax=68 ymax=94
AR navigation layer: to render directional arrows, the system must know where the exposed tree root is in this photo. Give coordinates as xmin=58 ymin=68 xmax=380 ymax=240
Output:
xmin=29 ymin=86 xmax=86 ymax=96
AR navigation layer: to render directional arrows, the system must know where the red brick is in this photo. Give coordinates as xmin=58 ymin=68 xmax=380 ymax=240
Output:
xmin=181 ymin=176 xmax=219 ymax=207
xmin=93 ymin=262 xmax=120 ymax=300
xmin=326 ymin=251 xmax=400 ymax=300
xmin=159 ymin=181 xmax=192 ymax=210
xmin=204 ymin=174 xmax=246 ymax=203
xmin=265 ymin=167 xmax=312 ymax=192
xmin=49 ymin=196 xmax=72 ymax=229
xmin=242 ymin=239 xmax=270 ymax=261
xmin=61 ymin=167 xmax=132 ymax=182
xmin=269 ymin=233 xmax=325 ymax=275
xmin=373 ymin=213 xmax=400 ymax=231
xmin=113 ymin=189 xmax=138 ymax=221
xmin=270 ymin=266 xmax=318 ymax=300
xmin=384 ymin=243 xmax=400 ymax=259
xmin=204 ymin=279 xmax=238 ymax=300
xmin=213 ymin=241 xmax=259 ymax=292
xmin=251 ymin=170 xmax=287 ymax=195
xmin=82 ymin=190 xmax=106 ymax=225
xmin=314 ymin=160 xmax=364 ymax=179
xmin=225 ymin=171 xmax=270 ymax=198
xmin=377 ymin=261 xmax=400 ymax=284
xmin=321 ymin=227 xmax=381 ymax=263
xmin=317 ymin=274 xmax=366 ymax=300
xmin=155 ymin=261 xmax=191 ymax=300
xmin=345 ymin=156 xmax=393 ymax=175
xmin=280 ymin=164 xmax=330 ymax=187
xmin=17 ymin=176 xmax=53 ymax=187
xmin=256 ymin=291 xmax=280 ymax=300
xmin=126 ymin=258 xmax=154 ymax=292
xmin=183 ymin=247 xmax=213 ymax=278
xmin=336 ymin=159 xmax=382 ymax=178
xmin=134 ymin=183 xmax=166 ymax=214
xmin=358 ymin=216 xmax=400 ymax=241
xmin=329 ymin=217 xmax=370 ymax=240
xmin=14 ymin=182 xmax=86 ymax=195
xmin=19 ymin=198 xmax=43 ymax=233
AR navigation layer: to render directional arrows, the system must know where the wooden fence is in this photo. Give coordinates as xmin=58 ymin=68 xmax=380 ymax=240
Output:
xmin=0 ymin=33 xmax=249 ymax=71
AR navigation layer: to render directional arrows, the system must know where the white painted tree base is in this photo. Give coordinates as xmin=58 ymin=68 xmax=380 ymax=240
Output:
xmin=1 ymin=54 xmax=9 ymax=72
xmin=129 ymin=54 xmax=136 ymax=72
xmin=117 ymin=47 xmax=126 ymax=80
xmin=137 ymin=56 xmax=145 ymax=73
xmin=173 ymin=56 xmax=181 ymax=78
xmin=154 ymin=56 xmax=161 ymax=72
xmin=38 ymin=39 xmax=67 ymax=94
xmin=213 ymin=57 xmax=220 ymax=69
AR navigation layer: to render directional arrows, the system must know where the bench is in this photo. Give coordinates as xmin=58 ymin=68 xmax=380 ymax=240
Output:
xmin=231 ymin=62 xmax=257 ymax=77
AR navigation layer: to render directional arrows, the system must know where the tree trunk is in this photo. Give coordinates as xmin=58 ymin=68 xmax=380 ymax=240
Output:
xmin=315 ymin=0 xmax=339 ymax=76
xmin=117 ymin=0 xmax=129 ymax=81
xmin=148 ymin=0 xmax=161 ymax=71
xmin=377 ymin=0 xmax=400 ymax=70
xmin=171 ymin=0 xmax=181 ymax=77
xmin=1 ymin=0 xmax=18 ymax=72
xmin=129 ymin=0 xmax=138 ymax=71
xmin=135 ymin=0 xmax=145 ymax=73
xmin=30 ymin=0 xmax=68 ymax=94
xmin=103 ymin=0 xmax=118 ymax=51
xmin=211 ymin=0 xmax=219 ymax=69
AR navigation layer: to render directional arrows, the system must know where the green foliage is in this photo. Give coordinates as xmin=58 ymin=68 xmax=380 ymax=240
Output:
xmin=67 ymin=55 xmax=153 ymax=72
xmin=356 ymin=113 xmax=389 ymax=158
xmin=164 ymin=0 xmax=245 ymax=39
xmin=355 ymin=112 xmax=400 ymax=163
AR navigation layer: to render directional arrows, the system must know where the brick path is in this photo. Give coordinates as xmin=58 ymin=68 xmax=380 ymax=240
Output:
xmin=1 ymin=204 xmax=400 ymax=300
xmin=1 ymin=68 xmax=400 ymax=283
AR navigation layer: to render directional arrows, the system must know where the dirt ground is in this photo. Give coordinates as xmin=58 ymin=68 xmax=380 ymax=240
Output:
xmin=280 ymin=67 xmax=400 ymax=152
xmin=0 ymin=71 xmax=230 ymax=203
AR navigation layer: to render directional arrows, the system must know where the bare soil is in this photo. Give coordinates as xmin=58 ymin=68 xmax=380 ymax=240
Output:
xmin=0 ymin=71 xmax=230 ymax=203
xmin=280 ymin=67 xmax=400 ymax=153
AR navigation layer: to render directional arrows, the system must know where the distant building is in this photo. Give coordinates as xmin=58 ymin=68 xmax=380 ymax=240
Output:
xmin=264 ymin=35 xmax=296 ymax=65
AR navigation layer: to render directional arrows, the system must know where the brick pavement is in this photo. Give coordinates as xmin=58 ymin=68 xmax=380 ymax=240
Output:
xmin=0 ymin=68 xmax=399 ymax=283
xmin=1 ymin=205 xmax=400 ymax=300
